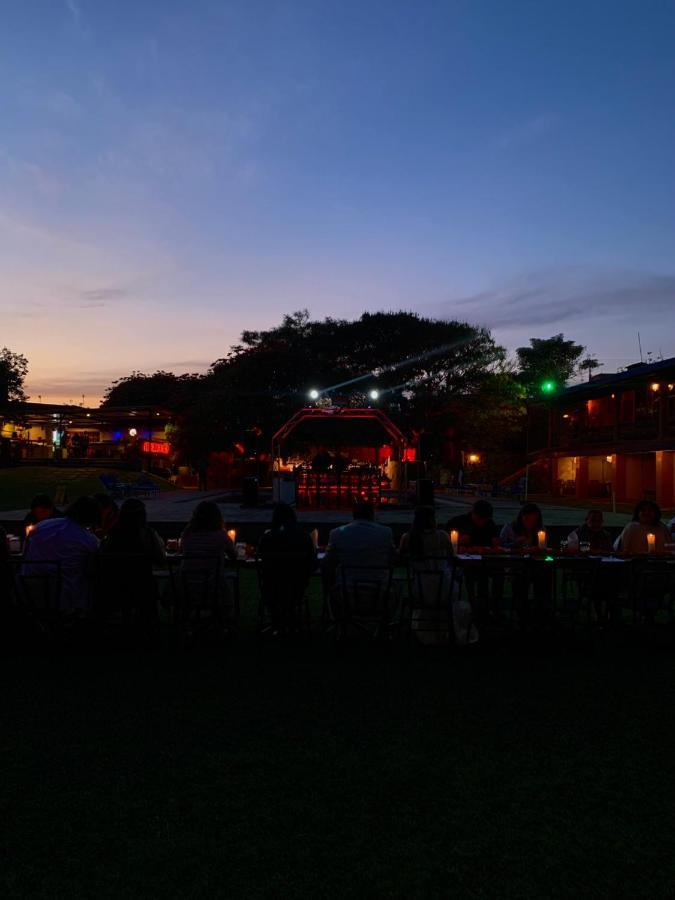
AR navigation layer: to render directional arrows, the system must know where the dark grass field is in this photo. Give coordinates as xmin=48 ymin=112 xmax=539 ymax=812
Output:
xmin=3 ymin=577 xmax=675 ymax=898
xmin=0 ymin=467 xmax=170 ymax=512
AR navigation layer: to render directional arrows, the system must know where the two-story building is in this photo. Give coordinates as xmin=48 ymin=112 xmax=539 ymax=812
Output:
xmin=528 ymin=357 xmax=675 ymax=508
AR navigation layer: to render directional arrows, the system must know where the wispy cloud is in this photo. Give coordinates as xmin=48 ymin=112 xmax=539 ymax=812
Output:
xmin=64 ymin=0 xmax=91 ymax=38
xmin=78 ymin=287 xmax=129 ymax=306
xmin=495 ymin=114 xmax=560 ymax=150
xmin=164 ymin=359 xmax=212 ymax=370
xmin=447 ymin=267 xmax=675 ymax=330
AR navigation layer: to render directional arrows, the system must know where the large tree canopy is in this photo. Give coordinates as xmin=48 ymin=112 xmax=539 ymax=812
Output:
xmin=103 ymin=371 xmax=200 ymax=408
xmin=201 ymin=310 xmax=507 ymax=440
xmin=0 ymin=347 xmax=29 ymax=406
xmin=103 ymin=310 xmax=515 ymax=459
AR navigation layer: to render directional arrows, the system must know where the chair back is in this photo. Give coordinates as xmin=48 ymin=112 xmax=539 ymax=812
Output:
xmin=554 ymin=555 xmax=603 ymax=586
xmin=631 ymin=558 xmax=675 ymax=607
xmin=339 ymin=564 xmax=394 ymax=622
xmin=93 ymin=551 xmax=156 ymax=615
xmin=256 ymin=551 xmax=313 ymax=628
xmin=257 ymin=551 xmax=312 ymax=598
xmin=407 ymin=554 xmax=455 ymax=611
xmin=175 ymin=553 xmax=239 ymax=622
xmin=15 ymin=559 xmax=63 ymax=613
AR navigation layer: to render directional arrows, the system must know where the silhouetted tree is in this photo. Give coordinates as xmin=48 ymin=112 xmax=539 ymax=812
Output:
xmin=102 ymin=371 xmax=199 ymax=408
xmin=516 ymin=334 xmax=585 ymax=395
xmin=0 ymin=348 xmax=29 ymax=406
xmin=578 ymin=355 xmax=601 ymax=382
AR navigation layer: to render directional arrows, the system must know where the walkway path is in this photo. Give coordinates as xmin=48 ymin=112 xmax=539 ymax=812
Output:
xmin=1 ymin=489 xmax=630 ymax=527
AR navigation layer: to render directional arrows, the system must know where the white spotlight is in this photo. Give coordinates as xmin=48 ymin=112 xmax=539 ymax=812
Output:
xmin=369 ymin=389 xmax=379 ymax=401
xmin=308 ymin=389 xmax=320 ymax=400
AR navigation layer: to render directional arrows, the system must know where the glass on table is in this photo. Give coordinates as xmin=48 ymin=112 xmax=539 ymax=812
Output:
xmin=579 ymin=541 xmax=591 ymax=554
xmin=559 ymin=539 xmax=569 ymax=553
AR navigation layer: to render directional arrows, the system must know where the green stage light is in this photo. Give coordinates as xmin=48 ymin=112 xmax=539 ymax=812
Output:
xmin=540 ymin=380 xmax=556 ymax=394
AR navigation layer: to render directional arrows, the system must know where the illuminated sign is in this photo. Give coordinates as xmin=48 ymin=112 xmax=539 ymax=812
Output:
xmin=141 ymin=440 xmax=170 ymax=455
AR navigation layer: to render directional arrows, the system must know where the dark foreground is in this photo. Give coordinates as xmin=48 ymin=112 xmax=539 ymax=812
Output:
xmin=3 ymin=623 xmax=675 ymax=898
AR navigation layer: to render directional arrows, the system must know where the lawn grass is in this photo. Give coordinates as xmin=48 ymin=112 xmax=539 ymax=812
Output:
xmin=0 ymin=466 xmax=170 ymax=511
xmin=3 ymin=575 xmax=675 ymax=898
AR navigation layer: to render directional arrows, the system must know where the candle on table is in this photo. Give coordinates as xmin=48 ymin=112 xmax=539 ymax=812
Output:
xmin=537 ymin=530 xmax=547 ymax=550
xmin=647 ymin=532 xmax=656 ymax=554
xmin=450 ymin=530 xmax=459 ymax=553
xmin=227 ymin=528 xmax=237 ymax=543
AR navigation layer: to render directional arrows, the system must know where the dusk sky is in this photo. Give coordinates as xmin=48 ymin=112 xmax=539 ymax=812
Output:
xmin=1 ymin=1 xmax=674 ymax=403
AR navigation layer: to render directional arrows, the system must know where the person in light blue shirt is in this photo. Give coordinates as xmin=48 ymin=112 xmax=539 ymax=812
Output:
xmin=323 ymin=501 xmax=396 ymax=575
xmin=23 ymin=497 xmax=100 ymax=612
xmin=323 ymin=501 xmax=397 ymax=627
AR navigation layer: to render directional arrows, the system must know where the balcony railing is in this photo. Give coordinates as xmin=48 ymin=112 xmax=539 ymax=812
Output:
xmin=618 ymin=421 xmax=658 ymax=441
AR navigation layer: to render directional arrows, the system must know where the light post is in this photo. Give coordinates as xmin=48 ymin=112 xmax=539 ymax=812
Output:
xmin=525 ymin=380 xmax=557 ymax=501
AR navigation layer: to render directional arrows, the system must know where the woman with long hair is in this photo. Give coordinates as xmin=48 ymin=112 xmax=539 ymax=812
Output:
xmin=399 ymin=506 xmax=475 ymax=646
xmin=180 ymin=500 xmax=237 ymax=628
xmin=499 ymin=502 xmax=550 ymax=626
xmin=616 ymin=500 xmax=671 ymax=554
xmin=99 ymin=498 xmax=165 ymax=625
xmin=258 ymin=503 xmax=316 ymax=631
xmin=181 ymin=500 xmax=236 ymax=560
xmin=101 ymin=498 xmax=165 ymax=564
xmin=399 ymin=506 xmax=451 ymax=561
xmin=499 ymin=502 xmax=544 ymax=549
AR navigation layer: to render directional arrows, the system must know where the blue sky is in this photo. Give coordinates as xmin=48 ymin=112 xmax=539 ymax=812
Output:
xmin=1 ymin=0 xmax=673 ymax=401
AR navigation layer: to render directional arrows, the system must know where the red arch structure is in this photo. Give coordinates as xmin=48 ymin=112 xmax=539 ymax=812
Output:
xmin=273 ymin=406 xmax=407 ymax=456
xmin=272 ymin=406 xmax=409 ymax=507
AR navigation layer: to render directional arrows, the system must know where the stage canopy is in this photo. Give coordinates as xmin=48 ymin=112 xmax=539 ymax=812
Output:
xmin=273 ymin=407 xmax=407 ymax=454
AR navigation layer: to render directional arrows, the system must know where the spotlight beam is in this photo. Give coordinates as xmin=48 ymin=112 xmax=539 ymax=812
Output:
xmin=316 ymin=332 xmax=476 ymax=396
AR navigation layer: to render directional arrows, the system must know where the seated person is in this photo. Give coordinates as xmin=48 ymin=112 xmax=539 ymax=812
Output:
xmin=0 ymin=525 xmax=10 ymax=605
xmin=448 ymin=499 xmax=499 ymax=550
xmin=258 ymin=503 xmax=316 ymax=628
xmin=23 ymin=494 xmax=61 ymax=532
xmin=499 ymin=503 xmax=551 ymax=621
xmin=449 ymin=500 xmax=502 ymax=612
xmin=567 ymin=509 xmax=613 ymax=553
xmin=323 ymin=502 xmax=396 ymax=622
xmin=323 ymin=501 xmax=396 ymax=577
xmin=22 ymin=496 xmax=100 ymax=612
xmin=98 ymin=498 xmax=165 ymax=622
xmin=615 ymin=500 xmax=672 ymax=554
xmin=499 ymin=503 xmax=544 ymax=550
xmin=399 ymin=506 xmax=451 ymax=563
xmin=93 ymin=493 xmax=119 ymax=539
xmin=180 ymin=501 xmax=236 ymax=616
xmin=400 ymin=506 xmax=456 ymax=642
xmin=180 ymin=501 xmax=236 ymax=562
xmin=100 ymin=498 xmax=165 ymax=566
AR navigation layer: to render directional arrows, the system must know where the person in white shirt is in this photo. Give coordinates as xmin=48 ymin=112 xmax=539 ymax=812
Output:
xmin=323 ymin=502 xmax=396 ymax=625
xmin=324 ymin=502 xmax=396 ymax=574
xmin=615 ymin=500 xmax=672 ymax=554
xmin=23 ymin=496 xmax=100 ymax=612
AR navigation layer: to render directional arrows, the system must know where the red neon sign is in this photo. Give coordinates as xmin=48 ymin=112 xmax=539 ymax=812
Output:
xmin=142 ymin=440 xmax=170 ymax=456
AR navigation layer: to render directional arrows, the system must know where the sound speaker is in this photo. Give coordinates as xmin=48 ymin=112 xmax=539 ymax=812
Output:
xmin=416 ymin=478 xmax=434 ymax=506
